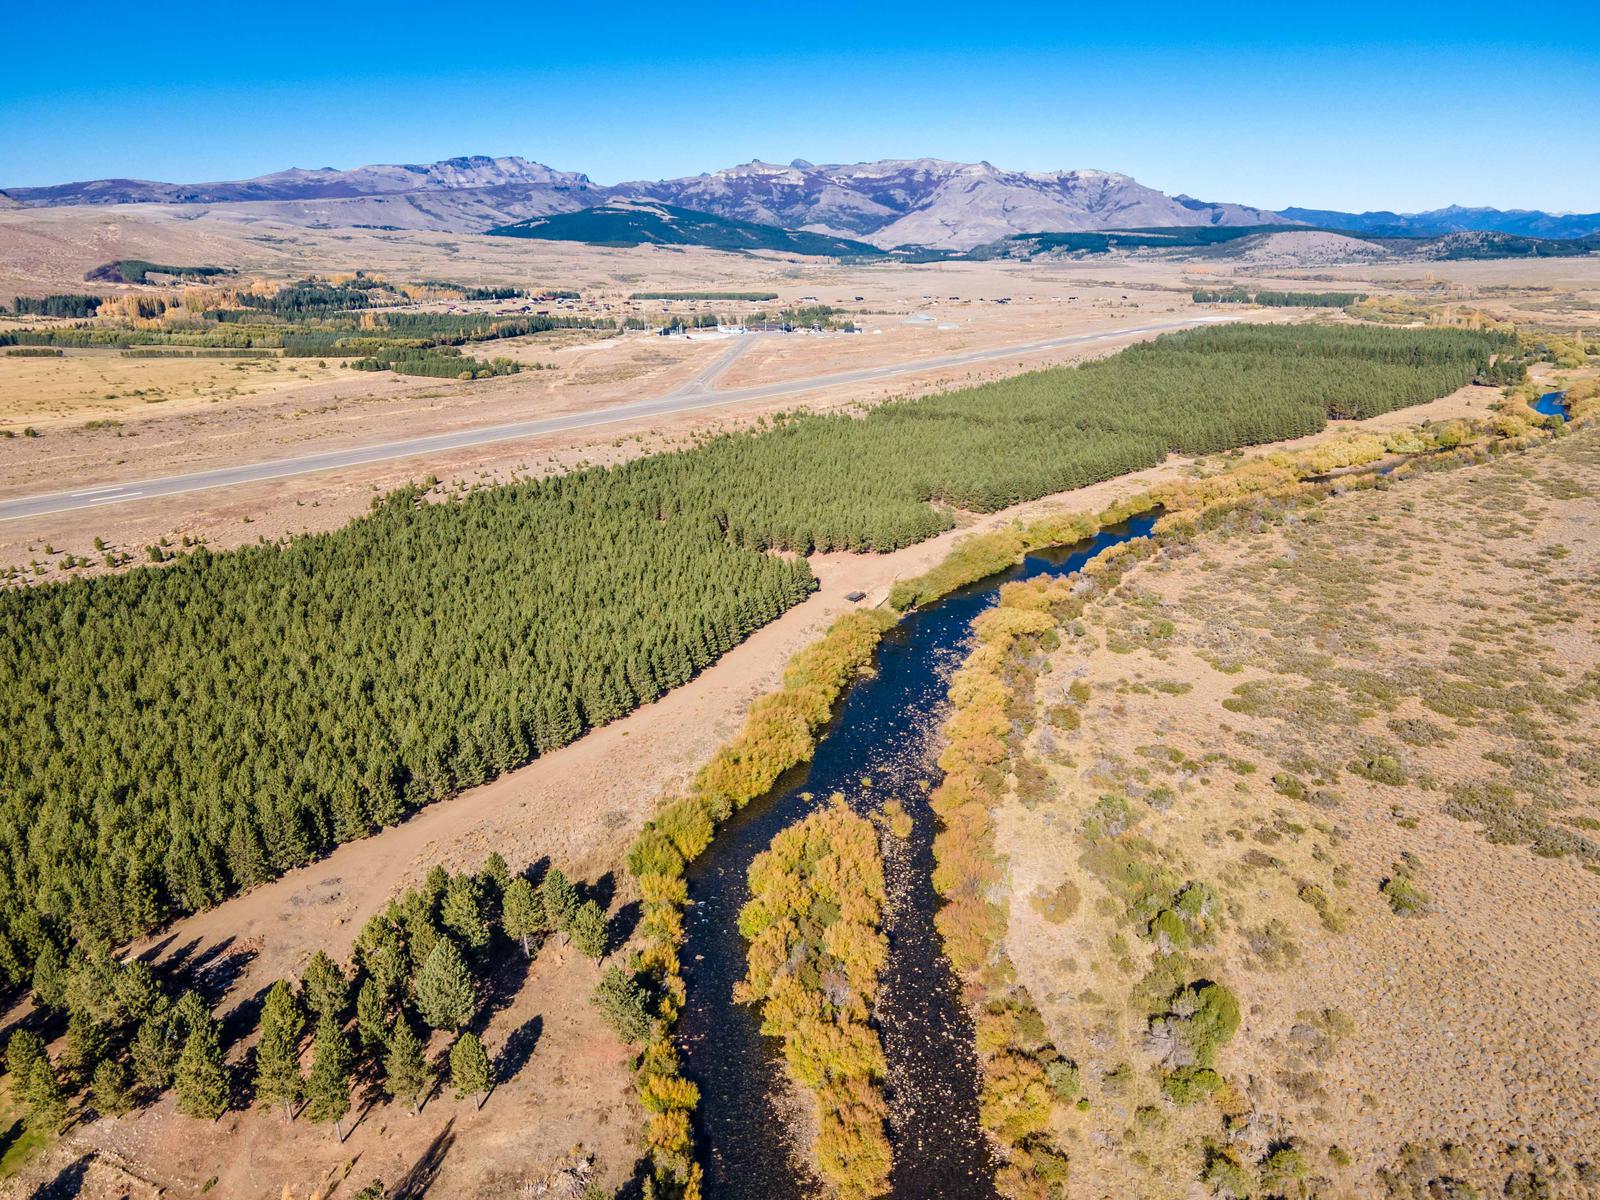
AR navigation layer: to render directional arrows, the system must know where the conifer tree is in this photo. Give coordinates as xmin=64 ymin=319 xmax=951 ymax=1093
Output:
xmin=414 ymin=939 xmax=476 ymax=1032
xmin=0 ymin=323 xmax=1510 ymax=974
xmin=304 ymin=1015 xmax=354 ymax=1141
xmin=5 ymin=1028 xmax=45 ymax=1086
xmin=30 ymin=943 xmax=65 ymax=1011
xmin=254 ymin=980 xmax=306 ymax=1121
xmin=441 ymin=874 xmax=490 ymax=950
xmin=173 ymin=990 xmax=209 ymax=1041
xmin=91 ymin=1058 xmax=134 ymax=1117
xmin=479 ymin=853 xmax=511 ymax=921
xmin=355 ymin=978 xmax=390 ymax=1055
xmin=61 ymin=1010 xmax=107 ymax=1087
xmin=302 ymin=951 xmax=350 ymax=1022
xmin=383 ymin=1020 xmax=430 ymax=1115
xmin=63 ymin=939 xmax=122 ymax=1024
xmin=421 ymin=865 xmax=450 ymax=912
xmin=591 ymin=967 xmax=655 ymax=1045
xmin=112 ymin=960 xmax=164 ymax=1028
xmin=540 ymin=867 xmax=579 ymax=932
xmin=449 ymin=1032 xmax=491 ymax=1109
xmin=226 ymin=815 xmax=269 ymax=888
xmin=502 ymin=876 xmax=545 ymax=957
xmin=131 ymin=1011 xmax=179 ymax=1095
xmin=569 ymin=900 xmax=609 ymax=960
xmin=174 ymin=1011 xmax=230 ymax=1120
xmin=24 ymin=1057 xmax=67 ymax=1132
xmin=354 ymin=913 xmax=409 ymax=1002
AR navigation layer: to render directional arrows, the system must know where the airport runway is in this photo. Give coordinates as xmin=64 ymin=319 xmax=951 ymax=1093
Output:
xmin=0 ymin=314 xmax=1236 ymax=521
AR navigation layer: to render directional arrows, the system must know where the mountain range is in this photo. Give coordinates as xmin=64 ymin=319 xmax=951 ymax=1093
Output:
xmin=4 ymin=154 xmax=1597 ymax=251
xmin=1278 ymin=204 xmax=1600 ymax=241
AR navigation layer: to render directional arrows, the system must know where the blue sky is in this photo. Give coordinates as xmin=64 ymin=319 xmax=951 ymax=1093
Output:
xmin=4 ymin=1 xmax=1596 ymax=213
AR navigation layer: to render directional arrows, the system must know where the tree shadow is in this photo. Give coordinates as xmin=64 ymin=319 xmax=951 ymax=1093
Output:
xmin=186 ymin=936 xmax=256 ymax=1002
xmin=29 ymin=1153 xmax=91 ymax=1199
xmin=520 ymin=855 xmax=552 ymax=888
xmin=607 ymin=900 xmax=641 ymax=956
xmin=0 ymin=1005 xmax=67 ymax=1059
xmin=388 ymin=1116 xmax=455 ymax=1200
xmin=155 ymin=935 xmax=205 ymax=976
xmin=582 ymin=870 xmax=617 ymax=912
xmin=344 ymin=1089 xmax=382 ymax=1141
xmin=415 ymin=1067 xmax=443 ymax=1117
xmin=148 ymin=935 xmax=256 ymax=1016
xmin=0 ymin=1118 xmax=23 ymax=1162
xmin=494 ymin=1016 xmax=541 ymax=1084
xmin=618 ymin=1153 xmax=658 ymax=1200
xmin=135 ymin=932 xmax=180 ymax=967
xmin=470 ymin=944 xmax=536 ymax=1031
xmin=220 ymin=980 xmax=274 ymax=1056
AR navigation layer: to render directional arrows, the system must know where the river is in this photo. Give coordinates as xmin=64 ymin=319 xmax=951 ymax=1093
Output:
xmin=677 ymin=512 xmax=1161 ymax=1199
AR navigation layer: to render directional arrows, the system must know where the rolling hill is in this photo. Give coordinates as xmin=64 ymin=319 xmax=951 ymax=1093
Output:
xmin=486 ymin=199 xmax=884 ymax=256
xmin=1279 ymin=203 xmax=1600 ymax=240
xmin=973 ymin=224 xmax=1599 ymax=263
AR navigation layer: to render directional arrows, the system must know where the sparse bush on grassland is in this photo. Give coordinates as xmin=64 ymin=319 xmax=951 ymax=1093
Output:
xmin=1381 ymin=862 xmax=1433 ymax=917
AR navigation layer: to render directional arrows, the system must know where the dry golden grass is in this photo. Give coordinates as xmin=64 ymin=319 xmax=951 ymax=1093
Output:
xmin=0 ymin=351 xmax=347 ymax=428
xmin=995 ymin=427 xmax=1600 ymax=1199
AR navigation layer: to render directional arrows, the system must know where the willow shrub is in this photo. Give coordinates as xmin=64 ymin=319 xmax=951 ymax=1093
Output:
xmin=736 ymin=800 xmax=892 ymax=1200
xmin=623 ymin=608 xmax=894 ymax=1197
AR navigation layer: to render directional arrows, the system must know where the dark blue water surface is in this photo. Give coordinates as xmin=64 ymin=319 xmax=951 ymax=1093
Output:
xmin=1535 ymin=391 xmax=1569 ymax=418
xmin=678 ymin=512 xmax=1159 ymax=1199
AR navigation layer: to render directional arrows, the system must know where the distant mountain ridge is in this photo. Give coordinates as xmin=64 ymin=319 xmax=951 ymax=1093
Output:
xmin=1279 ymin=204 xmax=1600 ymax=241
xmin=2 ymin=155 xmax=594 ymax=207
xmin=607 ymin=158 xmax=1287 ymax=249
xmin=4 ymin=153 xmax=1596 ymax=250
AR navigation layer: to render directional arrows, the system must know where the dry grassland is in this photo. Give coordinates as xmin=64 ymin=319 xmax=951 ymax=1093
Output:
xmin=997 ymin=428 xmax=1600 ymax=1198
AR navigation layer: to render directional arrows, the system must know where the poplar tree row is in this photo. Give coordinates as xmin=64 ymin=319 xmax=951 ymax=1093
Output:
xmin=0 ymin=325 xmax=1507 ymax=978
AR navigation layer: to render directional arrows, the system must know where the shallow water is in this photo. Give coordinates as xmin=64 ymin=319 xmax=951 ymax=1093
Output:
xmin=1535 ymin=390 xmax=1570 ymax=418
xmin=678 ymin=512 xmax=1160 ymax=1199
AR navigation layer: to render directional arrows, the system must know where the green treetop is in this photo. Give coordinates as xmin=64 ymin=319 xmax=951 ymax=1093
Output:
xmin=254 ymin=980 xmax=307 ymax=1120
xmin=383 ymin=1020 xmax=431 ymax=1115
xmin=414 ymin=938 xmax=477 ymax=1031
xmin=449 ymin=1032 xmax=491 ymax=1109
xmin=304 ymin=1015 xmax=354 ymax=1140
xmin=502 ymin=876 xmax=546 ymax=956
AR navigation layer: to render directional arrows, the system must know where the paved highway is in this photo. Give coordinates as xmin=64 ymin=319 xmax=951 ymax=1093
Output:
xmin=0 ymin=315 xmax=1237 ymax=521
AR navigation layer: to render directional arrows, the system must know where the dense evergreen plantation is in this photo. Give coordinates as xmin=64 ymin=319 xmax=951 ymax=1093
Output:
xmin=0 ymin=324 xmax=1508 ymax=982
xmin=6 ymin=294 xmax=103 ymax=318
xmin=1191 ymin=288 xmax=1365 ymax=307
